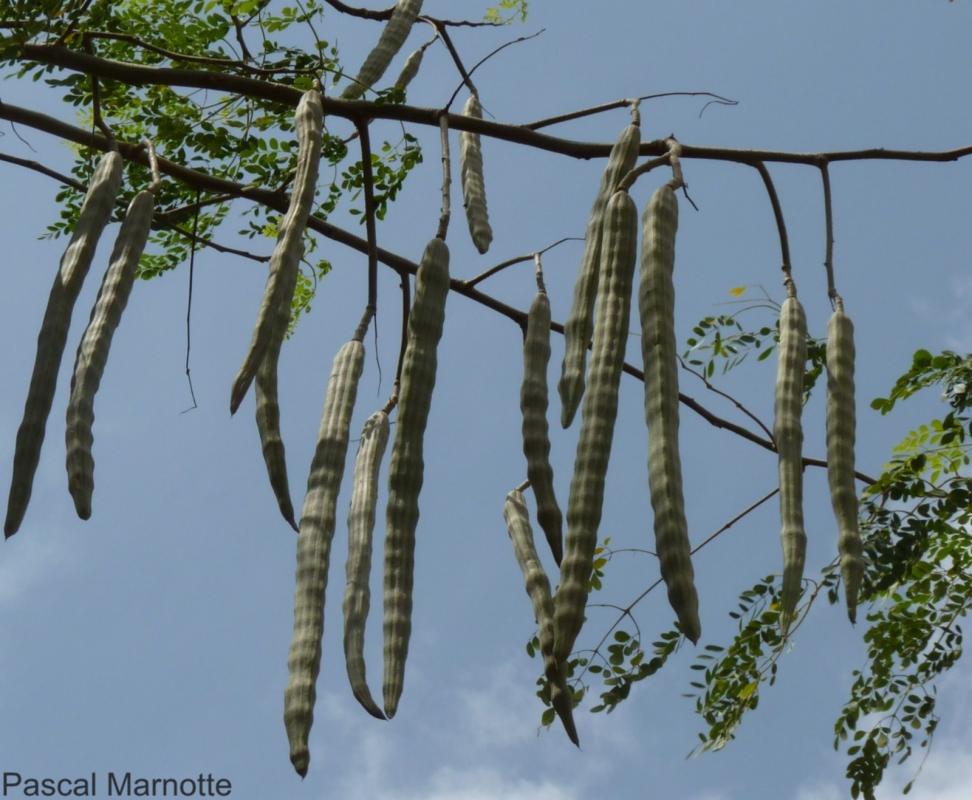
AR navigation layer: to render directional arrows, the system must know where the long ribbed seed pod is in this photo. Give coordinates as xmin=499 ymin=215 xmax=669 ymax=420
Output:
xmin=554 ymin=190 xmax=638 ymax=664
xmin=393 ymin=46 xmax=425 ymax=92
xmin=383 ymin=237 xmax=449 ymax=719
xmin=343 ymin=409 xmax=390 ymax=720
xmin=65 ymin=189 xmax=154 ymax=520
xmin=230 ymin=88 xmax=322 ymax=414
xmin=254 ymin=252 xmax=300 ymax=532
xmin=5 ymin=151 xmax=123 ymax=537
xmin=558 ymin=123 xmax=641 ymax=428
xmin=520 ymin=290 xmax=563 ymax=565
xmin=459 ymin=93 xmax=493 ymax=254
xmin=284 ymin=339 xmax=365 ymax=777
xmin=639 ymin=185 xmax=701 ymax=644
xmin=503 ymin=489 xmax=579 ymax=746
xmin=826 ymin=305 xmax=864 ymax=623
xmin=775 ymin=295 xmax=808 ymax=627
xmin=341 ymin=0 xmax=423 ymax=100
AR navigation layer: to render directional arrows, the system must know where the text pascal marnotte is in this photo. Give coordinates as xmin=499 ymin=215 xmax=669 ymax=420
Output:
xmin=2 ymin=773 xmax=232 ymax=797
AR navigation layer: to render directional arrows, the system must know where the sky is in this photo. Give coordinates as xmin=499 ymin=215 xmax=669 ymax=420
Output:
xmin=1 ymin=1 xmax=971 ymax=799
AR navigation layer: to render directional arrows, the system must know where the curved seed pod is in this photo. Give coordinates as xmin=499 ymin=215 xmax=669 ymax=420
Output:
xmin=459 ymin=93 xmax=493 ymax=255
xmin=343 ymin=409 xmax=390 ymax=720
xmin=383 ymin=237 xmax=450 ymax=719
xmin=504 ymin=489 xmax=579 ymax=746
xmin=5 ymin=151 xmax=123 ymax=537
xmin=284 ymin=339 xmax=365 ymax=777
xmin=826 ymin=305 xmax=863 ymax=623
xmin=393 ymin=45 xmax=425 ymax=92
xmin=254 ymin=251 xmax=301 ymax=532
xmin=554 ymin=190 xmax=638 ymax=664
xmin=639 ymin=185 xmax=701 ymax=643
xmin=775 ymin=295 xmax=808 ymax=627
xmin=520 ymin=290 xmax=563 ymax=565
xmin=558 ymin=123 xmax=641 ymax=428
xmin=341 ymin=0 xmax=424 ymax=100
xmin=65 ymin=189 xmax=154 ymax=520
xmin=230 ymin=88 xmax=323 ymax=414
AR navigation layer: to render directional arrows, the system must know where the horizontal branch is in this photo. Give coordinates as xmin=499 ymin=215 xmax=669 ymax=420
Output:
xmin=0 ymin=150 xmax=268 ymax=263
xmin=17 ymin=45 xmax=972 ymax=167
xmin=0 ymin=101 xmax=876 ymax=486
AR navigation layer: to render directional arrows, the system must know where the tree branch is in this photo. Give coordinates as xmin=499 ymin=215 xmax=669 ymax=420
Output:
xmin=0 ymin=103 xmax=878 ymax=486
xmin=15 ymin=45 xmax=972 ymax=168
xmin=0 ymin=150 xmax=268 ymax=264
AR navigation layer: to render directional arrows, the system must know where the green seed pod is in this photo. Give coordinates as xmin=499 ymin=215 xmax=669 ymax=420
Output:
xmin=230 ymin=88 xmax=323 ymax=414
xmin=284 ymin=339 xmax=365 ymax=777
xmin=775 ymin=295 xmax=808 ymax=627
xmin=342 ymin=0 xmax=423 ymax=100
xmin=65 ymin=189 xmax=154 ymax=520
xmin=826 ymin=305 xmax=864 ymax=623
xmin=254 ymin=251 xmax=301 ymax=533
xmin=459 ymin=93 xmax=493 ymax=255
xmin=520 ymin=290 xmax=563 ymax=565
xmin=554 ymin=190 xmax=638 ymax=664
xmin=343 ymin=409 xmax=390 ymax=720
xmin=5 ymin=150 xmax=123 ymax=537
xmin=393 ymin=45 xmax=425 ymax=92
xmin=503 ymin=489 xmax=579 ymax=746
xmin=639 ymin=185 xmax=701 ymax=644
xmin=558 ymin=123 xmax=641 ymax=428
xmin=383 ymin=237 xmax=449 ymax=719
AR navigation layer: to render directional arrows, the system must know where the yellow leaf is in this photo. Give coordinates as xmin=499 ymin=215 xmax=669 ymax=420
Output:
xmin=729 ymin=286 xmax=747 ymax=297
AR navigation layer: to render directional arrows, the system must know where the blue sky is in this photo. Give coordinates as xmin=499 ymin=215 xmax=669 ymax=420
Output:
xmin=1 ymin=2 xmax=971 ymax=798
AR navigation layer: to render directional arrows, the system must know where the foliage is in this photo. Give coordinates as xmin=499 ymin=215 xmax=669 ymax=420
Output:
xmin=531 ymin=296 xmax=970 ymax=799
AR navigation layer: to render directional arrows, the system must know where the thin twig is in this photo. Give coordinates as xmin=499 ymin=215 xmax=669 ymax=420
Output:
xmin=678 ymin=355 xmax=775 ymax=444
xmin=819 ymin=160 xmax=838 ymax=307
xmin=446 ymin=29 xmax=544 ymax=110
xmin=525 ymin=91 xmax=739 ymax=131
xmin=753 ymin=161 xmax=792 ymax=291
xmin=355 ymin=116 xmax=379 ymax=328
xmin=84 ymin=36 xmax=115 ymax=145
xmin=572 ymin=488 xmax=781 ymax=688
xmin=465 ymin=236 xmax=583 ymax=288
xmin=181 ymin=189 xmax=201 ymax=414
xmin=433 ymin=22 xmax=476 ymax=99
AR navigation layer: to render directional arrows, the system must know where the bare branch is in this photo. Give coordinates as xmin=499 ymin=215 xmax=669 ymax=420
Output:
xmin=525 ymin=91 xmax=739 ymax=131
xmin=465 ymin=236 xmax=583 ymax=288
xmin=753 ymin=161 xmax=792 ymax=290
xmin=18 ymin=46 xmax=972 ymax=169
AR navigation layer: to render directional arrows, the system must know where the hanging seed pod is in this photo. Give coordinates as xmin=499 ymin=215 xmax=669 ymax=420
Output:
xmin=459 ymin=93 xmax=493 ymax=255
xmin=254 ymin=251 xmax=301 ymax=532
xmin=343 ymin=409 xmax=390 ymax=720
xmin=383 ymin=237 xmax=450 ymax=719
xmin=284 ymin=339 xmax=365 ymax=777
xmin=342 ymin=0 xmax=424 ymax=100
xmin=559 ymin=123 xmax=641 ymax=428
xmin=393 ymin=45 xmax=425 ymax=92
xmin=826 ymin=303 xmax=864 ymax=623
xmin=65 ymin=189 xmax=155 ymax=520
xmin=554 ymin=190 xmax=638 ymax=664
xmin=5 ymin=150 xmax=123 ymax=537
xmin=639 ymin=185 xmax=701 ymax=643
xmin=520 ymin=288 xmax=563 ymax=565
xmin=503 ymin=489 xmax=579 ymax=746
xmin=230 ymin=88 xmax=323 ymax=414
xmin=775 ymin=294 xmax=808 ymax=627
